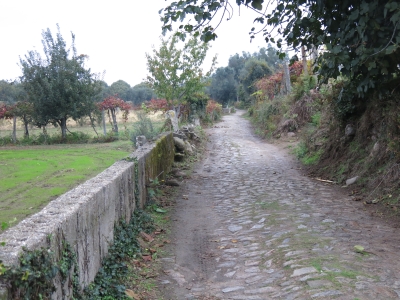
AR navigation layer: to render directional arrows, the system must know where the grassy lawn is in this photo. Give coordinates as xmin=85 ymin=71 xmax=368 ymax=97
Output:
xmin=0 ymin=140 xmax=133 ymax=228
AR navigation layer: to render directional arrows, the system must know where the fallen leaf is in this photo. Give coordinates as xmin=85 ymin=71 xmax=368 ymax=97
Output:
xmin=142 ymin=255 xmax=152 ymax=262
xmin=125 ymin=289 xmax=140 ymax=300
xmin=155 ymin=207 xmax=167 ymax=213
xmin=139 ymin=232 xmax=154 ymax=243
xmin=231 ymin=239 xmax=238 ymax=243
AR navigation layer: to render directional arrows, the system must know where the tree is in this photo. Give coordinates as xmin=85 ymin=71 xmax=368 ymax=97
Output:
xmin=240 ymin=58 xmax=273 ymax=98
xmin=20 ymin=25 xmax=100 ymax=139
xmin=0 ymin=80 xmax=18 ymax=104
xmin=97 ymin=96 xmax=131 ymax=134
xmin=0 ymin=104 xmax=17 ymax=142
xmin=208 ymin=67 xmax=237 ymax=105
xmin=10 ymin=102 xmax=34 ymax=138
xmin=160 ymin=0 xmax=400 ymax=103
xmin=253 ymin=46 xmax=281 ymax=71
xmin=146 ymin=34 xmax=216 ymax=105
xmin=108 ymin=80 xmax=131 ymax=101
xmin=129 ymin=83 xmax=156 ymax=105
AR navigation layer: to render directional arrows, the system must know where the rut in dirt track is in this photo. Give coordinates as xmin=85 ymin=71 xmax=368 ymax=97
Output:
xmin=158 ymin=111 xmax=400 ymax=300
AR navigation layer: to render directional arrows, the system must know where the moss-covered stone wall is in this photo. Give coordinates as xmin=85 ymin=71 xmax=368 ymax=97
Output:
xmin=132 ymin=132 xmax=175 ymax=208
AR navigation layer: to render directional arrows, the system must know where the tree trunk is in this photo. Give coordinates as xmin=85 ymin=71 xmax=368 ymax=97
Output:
xmin=61 ymin=117 xmax=67 ymax=139
xmin=12 ymin=116 xmax=17 ymax=143
xmin=42 ymin=126 xmax=48 ymax=143
xmin=283 ymin=62 xmax=291 ymax=94
xmin=301 ymin=46 xmax=308 ymax=76
xmin=111 ymin=108 xmax=118 ymax=134
xmin=23 ymin=116 xmax=29 ymax=138
xmin=102 ymin=109 xmax=107 ymax=136
xmin=88 ymin=113 xmax=99 ymax=137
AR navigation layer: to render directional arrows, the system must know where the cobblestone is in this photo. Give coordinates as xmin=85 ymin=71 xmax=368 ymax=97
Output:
xmin=159 ymin=111 xmax=400 ymax=299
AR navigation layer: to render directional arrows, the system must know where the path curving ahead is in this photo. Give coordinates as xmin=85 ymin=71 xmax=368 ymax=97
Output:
xmin=159 ymin=111 xmax=400 ymax=300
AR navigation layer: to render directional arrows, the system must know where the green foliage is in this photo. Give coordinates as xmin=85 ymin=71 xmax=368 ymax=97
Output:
xmin=129 ymin=83 xmax=156 ymax=106
xmin=291 ymin=75 xmax=317 ymax=101
xmin=241 ymin=59 xmax=273 ymax=101
xmin=1 ymin=247 xmax=58 ymax=299
xmin=130 ymin=111 xmax=161 ymax=145
xmin=234 ymin=101 xmax=247 ymax=109
xmin=20 ymin=25 xmax=101 ymax=139
xmin=203 ymin=100 xmax=222 ymax=124
xmin=0 ymin=131 xmax=93 ymax=146
xmin=0 ymin=80 xmax=28 ymax=106
xmin=301 ymin=150 xmax=323 ymax=165
xmin=0 ymin=232 xmax=140 ymax=300
xmin=108 ymin=80 xmax=131 ymax=101
xmin=221 ymin=49 xmax=280 ymax=103
xmin=186 ymin=92 xmax=209 ymax=121
xmin=294 ymin=141 xmax=322 ymax=165
xmin=294 ymin=141 xmax=309 ymax=160
xmin=160 ymin=0 xmax=400 ymax=113
xmin=208 ymin=67 xmax=237 ymax=105
xmin=0 ymin=209 xmax=156 ymax=300
xmin=84 ymin=210 xmax=154 ymax=299
xmin=250 ymin=96 xmax=291 ymax=137
xmin=311 ymin=112 xmax=321 ymax=127
xmin=58 ymin=242 xmax=81 ymax=298
xmin=146 ymin=34 xmax=216 ymax=105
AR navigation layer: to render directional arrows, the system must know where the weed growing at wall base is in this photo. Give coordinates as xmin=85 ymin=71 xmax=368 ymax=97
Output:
xmin=0 ymin=210 xmax=154 ymax=299
xmin=84 ymin=210 xmax=154 ymax=299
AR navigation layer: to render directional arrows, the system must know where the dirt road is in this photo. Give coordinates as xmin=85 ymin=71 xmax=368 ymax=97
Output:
xmin=158 ymin=111 xmax=400 ymax=299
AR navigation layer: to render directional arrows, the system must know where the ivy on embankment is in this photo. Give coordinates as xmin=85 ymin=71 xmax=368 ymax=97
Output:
xmin=0 ymin=209 xmax=154 ymax=300
xmin=84 ymin=209 xmax=154 ymax=299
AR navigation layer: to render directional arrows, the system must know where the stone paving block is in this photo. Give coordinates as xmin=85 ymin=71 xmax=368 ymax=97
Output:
xmin=221 ymin=286 xmax=245 ymax=293
xmin=291 ymin=267 xmax=318 ymax=277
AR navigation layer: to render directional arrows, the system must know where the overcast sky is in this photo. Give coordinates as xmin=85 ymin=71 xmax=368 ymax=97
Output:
xmin=0 ymin=1 xmax=272 ymax=87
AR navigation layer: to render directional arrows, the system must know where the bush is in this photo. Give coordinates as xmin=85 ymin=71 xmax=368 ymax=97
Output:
xmin=203 ymin=100 xmax=222 ymax=123
xmin=291 ymin=75 xmax=318 ymax=101
xmin=130 ymin=111 xmax=160 ymax=146
xmin=234 ymin=101 xmax=247 ymax=109
xmin=92 ymin=132 xmax=118 ymax=143
xmin=0 ymin=131 xmax=92 ymax=146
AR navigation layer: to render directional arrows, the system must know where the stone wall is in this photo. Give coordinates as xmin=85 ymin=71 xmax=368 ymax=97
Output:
xmin=0 ymin=132 xmax=174 ymax=299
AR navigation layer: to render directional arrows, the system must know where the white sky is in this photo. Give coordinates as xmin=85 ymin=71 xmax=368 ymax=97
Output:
xmin=0 ymin=1 xmax=271 ymax=87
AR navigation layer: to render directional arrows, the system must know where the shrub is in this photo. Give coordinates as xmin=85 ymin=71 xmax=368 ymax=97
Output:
xmin=92 ymin=132 xmax=118 ymax=143
xmin=204 ymin=100 xmax=222 ymax=122
xmin=130 ymin=111 xmax=160 ymax=146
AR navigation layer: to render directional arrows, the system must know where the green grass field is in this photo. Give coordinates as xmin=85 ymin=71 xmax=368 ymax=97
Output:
xmin=0 ymin=141 xmax=133 ymax=229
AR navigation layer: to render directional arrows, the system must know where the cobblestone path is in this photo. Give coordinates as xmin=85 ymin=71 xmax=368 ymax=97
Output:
xmin=159 ymin=111 xmax=400 ymax=299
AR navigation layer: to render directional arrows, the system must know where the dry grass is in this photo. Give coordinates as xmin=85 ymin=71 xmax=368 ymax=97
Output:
xmin=0 ymin=110 xmax=165 ymax=139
